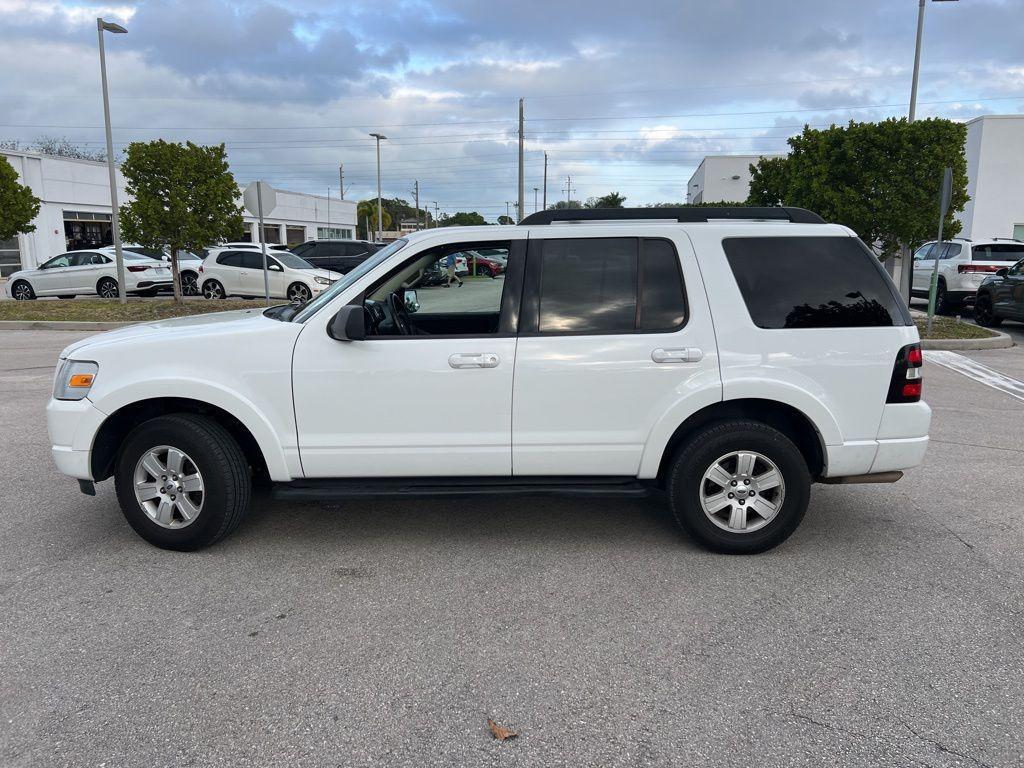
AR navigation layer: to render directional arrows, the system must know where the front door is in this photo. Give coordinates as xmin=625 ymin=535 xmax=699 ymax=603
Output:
xmin=912 ymin=243 xmax=940 ymax=293
xmin=292 ymin=237 xmax=525 ymax=477
xmin=512 ymin=233 xmax=720 ymax=476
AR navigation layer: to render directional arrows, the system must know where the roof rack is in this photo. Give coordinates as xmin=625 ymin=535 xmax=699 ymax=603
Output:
xmin=518 ymin=206 xmax=826 ymax=226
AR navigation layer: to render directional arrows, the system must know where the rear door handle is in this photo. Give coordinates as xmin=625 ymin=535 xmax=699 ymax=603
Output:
xmin=449 ymin=352 xmax=500 ymax=369
xmin=652 ymin=347 xmax=703 ymax=364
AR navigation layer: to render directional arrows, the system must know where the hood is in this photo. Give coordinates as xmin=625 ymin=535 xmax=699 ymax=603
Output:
xmin=313 ymin=269 xmax=343 ymax=281
xmin=60 ymin=308 xmax=273 ymax=359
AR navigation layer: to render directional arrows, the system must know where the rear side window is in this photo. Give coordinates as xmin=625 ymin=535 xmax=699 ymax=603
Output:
xmin=216 ymin=252 xmax=243 ymax=267
xmin=722 ymin=236 xmax=909 ymax=329
xmin=972 ymin=243 xmax=1024 ymax=262
xmin=535 ymin=238 xmax=686 ymax=334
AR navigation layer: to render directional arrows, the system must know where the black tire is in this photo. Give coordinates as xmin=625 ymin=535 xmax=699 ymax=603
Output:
xmin=114 ymin=414 xmax=251 ymax=551
xmin=181 ymin=272 xmax=199 ymax=296
xmin=58 ymin=295 xmax=76 ymax=300
xmin=974 ymin=293 xmax=1002 ymax=327
xmin=97 ymin=277 xmax=119 ymax=299
xmin=666 ymin=420 xmax=810 ymax=554
xmin=202 ymin=279 xmax=226 ymax=299
xmin=287 ymin=282 xmax=311 ymax=303
xmin=11 ymin=280 xmax=36 ymax=300
xmin=934 ymin=280 xmax=957 ymax=315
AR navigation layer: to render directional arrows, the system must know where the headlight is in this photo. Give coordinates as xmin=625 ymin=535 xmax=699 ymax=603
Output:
xmin=53 ymin=360 xmax=98 ymax=401
xmin=314 ymin=276 xmax=331 ymax=286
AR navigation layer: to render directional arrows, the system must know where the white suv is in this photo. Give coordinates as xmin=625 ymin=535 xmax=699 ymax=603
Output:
xmin=911 ymin=238 xmax=1024 ymax=313
xmin=198 ymin=247 xmax=342 ymax=303
xmin=47 ymin=207 xmax=930 ymax=554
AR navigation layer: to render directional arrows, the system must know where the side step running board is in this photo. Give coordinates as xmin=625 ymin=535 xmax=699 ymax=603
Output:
xmin=820 ymin=471 xmax=903 ymax=485
xmin=273 ymin=476 xmax=653 ymax=501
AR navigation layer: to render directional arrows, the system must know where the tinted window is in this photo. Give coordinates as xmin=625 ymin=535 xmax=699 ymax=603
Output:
xmin=972 ymin=243 xmax=1024 ymax=262
xmin=723 ymin=236 xmax=908 ymax=329
xmin=942 ymin=243 xmax=962 ymax=259
xmin=291 ymin=242 xmax=313 ymax=257
xmin=217 ymin=252 xmax=244 ymax=267
xmin=640 ymin=240 xmax=687 ymax=330
xmin=239 ymin=252 xmax=266 ymax=270
xmin=539 ymin=238 xmax=637 ymax=333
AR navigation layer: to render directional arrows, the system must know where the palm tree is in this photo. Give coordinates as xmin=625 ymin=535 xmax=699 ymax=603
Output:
xmin=357 ymin=200 xmax=392 ymax=239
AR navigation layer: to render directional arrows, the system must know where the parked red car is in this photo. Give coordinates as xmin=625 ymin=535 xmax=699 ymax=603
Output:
xmin=463 ymin=250 xmax=505 ymax=278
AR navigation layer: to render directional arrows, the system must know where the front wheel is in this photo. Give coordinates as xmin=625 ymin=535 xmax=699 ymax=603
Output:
xmin=114 ymin=414 xmax=251 ymax=550
xmin=11 ymin=281 xmax=36 ymax=300
xmin=288 ymin=282 xmax=311 ymax=303
xmin=666 ymin=420 xmax=810 ymax=554
xmin=97 ymin=277 xmax=119 ymax=299
xmin=974 ymin=294 xmax=1002 ymax=327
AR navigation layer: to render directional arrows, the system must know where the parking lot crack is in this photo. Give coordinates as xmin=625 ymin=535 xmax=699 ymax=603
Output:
xmin=899 ymin=721 xmax=994 ymax=768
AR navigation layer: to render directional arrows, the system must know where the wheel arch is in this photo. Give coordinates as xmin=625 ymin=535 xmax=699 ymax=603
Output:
xmin=90 ymin=396 xmax=279 ymax=483
xmin=652 ymin=399 xmax=827 ymax=486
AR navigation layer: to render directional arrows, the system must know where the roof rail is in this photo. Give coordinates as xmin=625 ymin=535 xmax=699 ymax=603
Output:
xmin=518 ymin=206 xmax=826 ymax=226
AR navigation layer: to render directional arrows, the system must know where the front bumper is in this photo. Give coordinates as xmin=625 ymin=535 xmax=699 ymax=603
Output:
xmin=47 ymin=397 xmax=108 ymax=481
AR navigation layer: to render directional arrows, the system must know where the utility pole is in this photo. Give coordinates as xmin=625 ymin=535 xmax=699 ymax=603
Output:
xmin=369 ymin=133 xmax=386 ymax=241
xmin=517 ymin=97 xmax=525 ymax=223
xmin=505 ymin=202 xmax=511 ymax=221
xmin=339 ymin=164 xmax=344 ymax=200
xmin=533 ymin=187 xmax=539 ymax=213
xmin=327 ymin=186 xmax=331 ymax=232
xmin=97 ymin=17 xmax=128 ymax=304
xmin=542 ymin=152 xmax=548 ymax=210
xmin=413 ymin=179 xmax=420 ymax=230
xmin=431 ymin=201 xmax=440 ymax=227
xmin=564 ymin=176 xmax=574 ymax=206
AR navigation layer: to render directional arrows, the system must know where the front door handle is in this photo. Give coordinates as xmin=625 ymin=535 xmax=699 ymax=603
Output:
xmin=652 ymin=347 xmax=703 ymax=364
xmin=449 ymin=352 xmax=500 ymax=369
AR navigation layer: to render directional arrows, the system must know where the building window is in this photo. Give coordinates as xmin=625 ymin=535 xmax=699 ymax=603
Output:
xmin=317 ymin=227 xmax=352 ymax=240
xmin=261 ymin=225 xmax=281 ymax=244
xmin=1013 ymin=224 xmax=1024 ymax=241
xmin=0 ymin=235 xmax=21 ymax=278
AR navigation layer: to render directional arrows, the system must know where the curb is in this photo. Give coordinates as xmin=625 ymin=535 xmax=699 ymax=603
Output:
xmin=920 ymin=329 xmax=1014 ymax=350
xmin=0 ymin=320 xmax=137 ymax=331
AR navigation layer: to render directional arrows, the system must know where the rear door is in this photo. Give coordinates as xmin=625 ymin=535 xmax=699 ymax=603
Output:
xmin=511 ymin=230 xmax=720 ymax=476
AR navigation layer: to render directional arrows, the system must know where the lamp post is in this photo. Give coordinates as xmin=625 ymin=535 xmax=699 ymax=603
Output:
xmin=369 ymin=133 xmax=386 ymax=241
xmin=97 ymin=17 xmax=127 ymax=304
xmin=909 ymin=0 xmax=959 ymax=122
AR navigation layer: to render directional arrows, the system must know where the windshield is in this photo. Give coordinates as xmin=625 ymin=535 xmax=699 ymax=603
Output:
xmin=973 ymin=243 xmax=1024 ymax=261
xmin=176 ymin=250 xmax=201 ymax=261
xmin=290 ymin=238 xmax=408 ymax=323
xmin=273 ymin=252 xmax=315 ymax=270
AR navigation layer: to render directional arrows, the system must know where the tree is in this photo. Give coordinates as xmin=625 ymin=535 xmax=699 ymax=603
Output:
xmin=356 ymin=200 xmax=392 ymax=239
xmin=438 ymin=211 xmax=487 ymax=227
xmin=1 ymin=136 xmax=106 ymax=162
xmin=496 ymin=215 xmax=514 ymax=225
xmin=0 ymin=156 xmax=40 ymax=242
xmin=547 ymin=200 xmax=582 ymax=210
xmin=119 ymin=141 xmax=243 ymax=302
xmin=747 ymin=118 xmax=968 ymax=258
xmin=585 ymin=192 xmax=627 ymax=208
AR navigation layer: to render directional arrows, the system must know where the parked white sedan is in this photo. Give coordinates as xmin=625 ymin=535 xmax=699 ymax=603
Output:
xmin=198 ymin=247 xmax=341 ymax=303
xmin=5 ymin=248 xmax=172 ymax=300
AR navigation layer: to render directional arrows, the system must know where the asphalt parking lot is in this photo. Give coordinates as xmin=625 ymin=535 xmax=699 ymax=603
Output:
xmin=1 ymin=329 xmax=1022 ymax=768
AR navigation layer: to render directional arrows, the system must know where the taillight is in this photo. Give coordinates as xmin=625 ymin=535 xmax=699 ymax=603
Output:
xmin=126 ymin=265 xmax=148 ymax=273
xmin=958 ymin=264 xmax=1001 ymax=273
xmin=887 ymin=343 xmax=923 ymax=403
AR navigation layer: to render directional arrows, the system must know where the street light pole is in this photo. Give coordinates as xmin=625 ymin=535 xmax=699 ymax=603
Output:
xmin=369 ymin=133 xmax=387 ymax=241
xmin=97 ymin=17 xmax=127 ymax=304
xmin=533 ymin=187 xmax=539 ymax=213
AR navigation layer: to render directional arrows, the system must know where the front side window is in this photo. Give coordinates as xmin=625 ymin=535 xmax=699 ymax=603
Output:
xmin=723 ymin=236 xmax=909 ymax=329
xmin=40 ymin=254 xmax=73 ymax=269
xmin=533 ymin=238 xmax=687 ymax=334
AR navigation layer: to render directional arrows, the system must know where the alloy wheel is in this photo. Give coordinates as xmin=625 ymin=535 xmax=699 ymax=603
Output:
xmin=699 ymin=450 xmax=786 ymax=533
xmin=203 ymin=281 xmax=224 ymax=299
xmin=12 ymin=282 xmax=33 ymax=300
xmin=98 ymin=279 xmax=119 ymax=299
xmin=288 ymin=283 xmax=311 ymax=303
xmin=133 ymin=445 xmax=205 ymax=529
xmin=181 ymin=273 xmax=199 ymax=296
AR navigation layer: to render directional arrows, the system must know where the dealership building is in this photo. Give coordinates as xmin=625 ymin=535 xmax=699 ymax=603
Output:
xmin=686 ymin=115 xmax=1024 ymax=241
xmin=0 ymin=150 xmax=357 ymax=277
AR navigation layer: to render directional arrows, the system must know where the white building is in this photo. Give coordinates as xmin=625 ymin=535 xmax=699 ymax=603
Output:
xmin=687 ymin=154 xmax=780 ymax=205
xmin=956 ymin=115 xmax=1024 ymax=241
xmin=0 ymin=150 xmax=357 ymax=277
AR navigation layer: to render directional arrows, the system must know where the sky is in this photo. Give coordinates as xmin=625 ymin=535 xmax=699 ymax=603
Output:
xmin=1 ymin=0 xmax=1023 ymax=222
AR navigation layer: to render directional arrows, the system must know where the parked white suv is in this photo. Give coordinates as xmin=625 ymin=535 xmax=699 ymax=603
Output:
xmin=47 ymin=207 xmax=930 ymax=554
xmin=198 ymin=247 xmax=342 ymax=303
xmin=5 ymin=248 xmax=172 ymax=300
xmin=911 ymin=238 xmax=1024 ymax=314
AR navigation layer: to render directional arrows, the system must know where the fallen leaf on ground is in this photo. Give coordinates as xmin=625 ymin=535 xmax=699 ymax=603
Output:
xmin=487 ymin=719 xmax=518 ymax=741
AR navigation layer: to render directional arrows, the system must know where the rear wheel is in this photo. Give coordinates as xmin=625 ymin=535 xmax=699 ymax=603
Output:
xmin=934 ymin=281 xmax=957 ymax=315
xmin=666 ymin=420 xmax=810 ymax=554
xmin=97 ymin=277 xmax=119 ymax=299
xmin=114 ymin=414 xmax=251 ymax=550
xmin=202 ymin=279 xmax=226 ymax=299
xmin=974 ymin=293 xmax=1002 ymax=327
xmin=11 ymin=280 xmax=36 ymax=300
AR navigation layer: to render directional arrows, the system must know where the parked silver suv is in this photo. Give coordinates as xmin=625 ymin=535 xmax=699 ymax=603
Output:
xmin=911 ymin=238 xmax=1024 ymax=313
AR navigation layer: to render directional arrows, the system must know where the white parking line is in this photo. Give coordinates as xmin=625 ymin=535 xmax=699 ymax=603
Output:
xmin=925 ymin=350 xmax=1024 ymax=403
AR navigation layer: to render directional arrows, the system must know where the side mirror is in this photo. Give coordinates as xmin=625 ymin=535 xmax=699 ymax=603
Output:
xmin=268 ymin=264 xmax=282 ymax=272
xmin=327 ymin=305 xmax=366 ymax=341
xmin=404 ymin=289 xmax=419 ymax=313
xmin=996 ymin=267 xmax=1009 ymax=277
